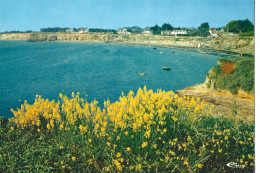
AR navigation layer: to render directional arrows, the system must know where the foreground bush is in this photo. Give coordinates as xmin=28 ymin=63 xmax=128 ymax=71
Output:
xmin=0 ymin=87 xmax=254 ymax=172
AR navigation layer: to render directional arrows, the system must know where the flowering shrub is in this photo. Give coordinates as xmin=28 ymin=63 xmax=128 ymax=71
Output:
xmin=1 ymin=86 xmax=254 ymax=172
xmin=221 ymin=62 xmax=235 ymax=75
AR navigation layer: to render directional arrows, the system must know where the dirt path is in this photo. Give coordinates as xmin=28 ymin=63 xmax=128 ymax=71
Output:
xmin=177 ymin=84 xmax=254 ymax=124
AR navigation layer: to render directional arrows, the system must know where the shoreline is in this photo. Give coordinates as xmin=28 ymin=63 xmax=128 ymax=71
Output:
xmin=177 ymin=83 xmax=254 ymax=124
xmin=0 ymin=38 xmax=253 ymax=58
xmin=0 ymin=32 xmax=255 ymax=56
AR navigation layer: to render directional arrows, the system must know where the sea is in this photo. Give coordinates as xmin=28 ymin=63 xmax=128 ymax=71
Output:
xmin=0 ymin=41 xmax=234 ymax=118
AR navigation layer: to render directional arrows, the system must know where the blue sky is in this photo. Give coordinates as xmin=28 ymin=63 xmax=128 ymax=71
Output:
xmin=0 ymin=0 xmax=255 ymax=32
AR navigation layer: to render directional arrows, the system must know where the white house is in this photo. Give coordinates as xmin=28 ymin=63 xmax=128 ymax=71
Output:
xmin=66 ymin=29 xmax=73 ymax=33
xmin=209 ymin=29 xmax=218 ymax=38
xmin=142 ymin=28 xmax=152 ymax=35
xmin=161 ymin=30 xmax=188 ymax=36
xmin=78 ymin=28 xmax=89 ymax=33
xmin=117 ymin=28 xmax=131 ymax=35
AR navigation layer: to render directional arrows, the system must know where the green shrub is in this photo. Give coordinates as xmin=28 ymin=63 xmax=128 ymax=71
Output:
xmin=208 ymin=58 xmax=254 ymax=94
xmin=239 ymin=31 xmax=254 ymax=37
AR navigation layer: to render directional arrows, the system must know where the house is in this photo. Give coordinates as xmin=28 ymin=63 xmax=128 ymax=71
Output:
xmin=65 ymin=29 xmax=73 ymax=33
xmin=209 ymin=29 xmax=218 ymax=38
xmin=142 ymin=28 xmax=152 ymax=35
xmin=78 ymin=28 xmax=89 ymax=33
xmin=117 ymin=28 xmax=131 ymax=35
xmin=161 ymin=30 xmax=188 ymax=36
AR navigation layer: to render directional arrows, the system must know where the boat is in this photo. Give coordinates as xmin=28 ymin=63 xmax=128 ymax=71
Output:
xmin=160 ymin=51 xmax=163 ymax=54
xmin=162 ymin=66 xmax=171 ymax=71
xmin=153 ymin=47 xmax=157 ymax=50
xmin=140 ymin=72 xmax=146 ymax=76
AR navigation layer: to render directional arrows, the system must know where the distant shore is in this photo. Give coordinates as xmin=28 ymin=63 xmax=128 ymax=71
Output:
xmin=0 ymin=32 xmax=255 ymax=56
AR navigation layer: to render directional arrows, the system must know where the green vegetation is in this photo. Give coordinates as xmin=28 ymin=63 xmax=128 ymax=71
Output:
xmin=150 ymin=24 xmax=162 ymax=35
xmin=208 ymin=58 xmax=254 ymax=94
xmin=161 ymin=23 xmax=174 ymax=31
xmin=40 ymin=27 xmax=70 ymax=32
xmin=239 ymin=31 xmax=254 ymax=37
xmin=189 ymin=22 xmax=210 ymax=37
xmin=0 ymin=88 xmax=254 ymax=172
xmin=224 ymin=19 xmax=254 ymax=33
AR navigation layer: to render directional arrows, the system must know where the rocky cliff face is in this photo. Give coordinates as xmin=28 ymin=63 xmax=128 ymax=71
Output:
xmin=0 ymin=33 xmax=31 ymax=40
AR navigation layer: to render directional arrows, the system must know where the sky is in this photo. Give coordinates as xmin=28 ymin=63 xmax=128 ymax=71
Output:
xmin=0 ymin=0 xmax=255 ymax=32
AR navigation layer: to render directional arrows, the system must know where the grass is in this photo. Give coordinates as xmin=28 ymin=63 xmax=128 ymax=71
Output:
xmin=0 ymin=87 xmax=254 ymax=172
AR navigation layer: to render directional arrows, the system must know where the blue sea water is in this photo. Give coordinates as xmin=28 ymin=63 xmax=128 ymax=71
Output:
xmin=0 ymin=41 xmax=223 ymax=118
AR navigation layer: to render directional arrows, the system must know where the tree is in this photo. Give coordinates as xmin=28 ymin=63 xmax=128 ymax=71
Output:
xmin=161 ymin=23 xmax=173 ymax=31
xmin=150 ymin=25 xmax=161 ymax=35
xmin=224 ymin=19 xmax=254 ymax=33
xmin=198 ymin=22 xmax=210 ymax=37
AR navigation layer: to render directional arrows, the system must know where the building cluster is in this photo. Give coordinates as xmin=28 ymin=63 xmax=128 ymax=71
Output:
xmin=65 ymin=28 xmax=89 ymax=33
xmin=64 ymin=27 xmax=224 ymax=38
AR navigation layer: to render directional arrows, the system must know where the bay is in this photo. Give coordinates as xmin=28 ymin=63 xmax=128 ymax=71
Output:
xmin=0 ymin=41 xmax=222 ymax=117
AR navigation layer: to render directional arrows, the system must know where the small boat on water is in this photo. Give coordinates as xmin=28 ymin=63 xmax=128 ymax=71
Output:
xmin=153 ymin=47 xmax=157 ymax=50
xmin=140 ymin=72 xmax=146 ymax=76
xmin=162 ymin=66 xmax=171 ymax=71
xmin=160 ymin=51 xmax=163 ymax=54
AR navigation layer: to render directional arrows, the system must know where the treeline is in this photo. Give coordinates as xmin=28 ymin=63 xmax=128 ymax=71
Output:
xmin=224 ymin=19 xmax=254 ymax=33
xmin=150 ymin=19 xmax=254 ymax=36
xmin=150 ymin=23 xmax=190 ymax=35
xmin=3 ymin=30 xmax=34 ymax=33
xmin=88 ymin=28 xmax=117 ymax=33
xmin=40 ymin=27 xmax=70 ymax=32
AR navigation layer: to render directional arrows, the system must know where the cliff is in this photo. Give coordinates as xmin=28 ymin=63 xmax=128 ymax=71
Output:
xmin=0 ymin=33 xmax=255 ymax=55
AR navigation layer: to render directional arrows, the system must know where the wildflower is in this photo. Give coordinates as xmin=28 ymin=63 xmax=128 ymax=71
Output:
xmin=169 ymin=150 xmax=176 ymax=156
xmin=224 ymin=136 xmax=228 ymax=140
xmin=187 ymin=136 xmax=191 ymax=142
xmin=88 ymin=139 xmax=92 ymax=143
xmin=182 ymin=143 xmax=187 ymax=148
xmin=163 ymin=128 xmax=167 ymax=133
xmin=152 ymin=144 xmax=157 ymax=149
xmin=116 ymin=153 xmax=121 ymax=158
xmin=183 ymin=160 xmax=189 ymax=166
xmin=46 ymin=123 xmax=51 ymax=130
xmin=113 ymin=160 xmax=122 ymax=171
xmin=218 ymin=149 xmax=222 ymax=153
xmin=106 ymin=142 xmax=111 ymax=147
xmin=119 ymin=158 xmax=124 ymax=163
xmin=126 ymin=147 xmax=131 ymax=151
xmin=60 ymin=161 xmax=64 ymax=165
xmin=37 ymin=128 xmax=41 ymax=133
xmin=116 ymin=136 xmax=120 ymax=140
xmin=60 ymin=145 xmax=64 ymax=149
xmin=124 ymin=131 xmax=128 ymax=136
xmin=136 ymin=164 xmax=142 ymax=171
xmin=172 ymin=116 xmax=178 ymax=121
xmin=71 ymin=156 xmax=76 ymax=162
xmin=61 ymin=165 xmax=65 ymax=169
xmin=141 ymin=141 xmax=148 ymax=148
xmin=197 ymin=164 xmax=203 ymax=168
